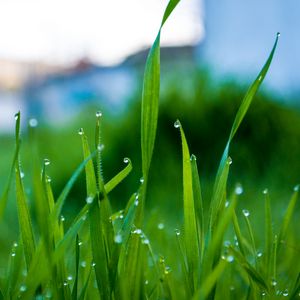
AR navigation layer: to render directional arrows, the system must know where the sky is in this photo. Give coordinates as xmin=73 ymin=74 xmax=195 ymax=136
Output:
xmin=0 ymin=0 xmax=203 ymax=66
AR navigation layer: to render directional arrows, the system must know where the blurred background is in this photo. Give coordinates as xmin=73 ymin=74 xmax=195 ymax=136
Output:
xmin=1 ymin=0 xmax=300 ymax=242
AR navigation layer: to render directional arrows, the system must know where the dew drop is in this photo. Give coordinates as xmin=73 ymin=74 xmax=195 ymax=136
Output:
xmin=20 ymin=172 xmax=25 ymax=179
xmin=60 ymin=215 xmax=65 ymax=222
xmin=20 ymin=284 xmax=27 ymax=292
xmin=97 ymin=144 xmax=104 ymax=151
xmin=224 ymin=240 xmax=231 ymax=247
xmin=227 ymin=157 xmax=233 ymax=165
xmin=294 ymin=184 xmax=300 ymax=192
xmin=82 ymin=214 xmax=87 ymax=221
xmin=80 ymin=261 xmax=87 ymax=268
xmin=78 ymin=241 xmax=83 ymax=246
xmin=257 ymin=251 xmax=263 ymax=258
xmin=114 ymin=234 xmax=123 ymax=244
xmin=140 ymin=177 xmax=144 ymax=184
xmin=277 ymin=32 xmax=281 ymax=37
xmin=123 ymin=157 xmax=130 ymax=164
xmin=225 ymin=201 xmax=229 ymax=208
xmin=159 ymin=257 xmax=165 ymax=264
xmin=132 ymin=229 xmax=142 ymax=235
xmin=261 ymin=291 xmax=266 ymax=296
xmin=13 ymin=242 xmax=18 ymax=247
xmin=226 ymin=255 xmax=234 ymax=263
xmin=91 ymin=262 xmax=96 ymax=267
xmin=63 ymin=281 xmax=68 ymax=286
xmin=258 ymin=75 xmax=263 ymax=81
xmin=242 ymin=209 xmax=250 ymax=217
xmin=175 ymin=229 xmax=181 ymax=236
xmin=29 ymin=118 xmax=38 ymax=127
xmin=67 ymin=275 xmax=73 ymax=281
xmin=44 ymin=158 xmax=50 ymax=166
xmin=78 ymin=128 xmax=84 ymax=136
xmin=11 ymin=252 xmax=16 ymax=257
xmin=235 ymin=184 xmax=243 ymax=195
xmin=283 ymin=290 xmax=289 ymax=297
xmin=157 ymin=223 xmax=164 ymax=230
xmin=14 ymin=113 xmax=19 ymax=121
xmin=271 ymin=278 xmax=277 ymax=286
xmin=174 ymin=120 xmax=181 ymax=128
xmin=86 ymin=196 xmax=94 ymax=204
xmin=164 ymin=266 xmax=171 ymax=274
xmin=190 ymin=154 xmax=197 ymax=161
xmin=263 ymin=188 xmax=268 ymax=195
xmin=47 ymin=176 xmax=52 ymax=183
xmin=45 ymin=289 xmax=53 ymax=299
xmin=145 ymin=280 xmax=149 ymax=285
xmin=142 ymin=238 xmax=150 ymax=245
xmin=96 ymin=111 xmax=102 ymax=118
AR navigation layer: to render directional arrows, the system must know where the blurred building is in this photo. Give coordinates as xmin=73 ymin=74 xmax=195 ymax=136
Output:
xmin=201 ymin=0 xmax=300 ymax=97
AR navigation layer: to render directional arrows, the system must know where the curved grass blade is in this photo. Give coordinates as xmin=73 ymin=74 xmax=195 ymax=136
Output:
xmin=176 ymin=120 xmax=199 ymax=292
xmin=71 ymin=235 xmax=80 ymax=300
xmin=209 ymin=33 xmax=279 ymax=232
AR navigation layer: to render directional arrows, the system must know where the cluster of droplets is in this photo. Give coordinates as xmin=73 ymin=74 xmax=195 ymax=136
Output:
xmin=11 ymin=241 xmax=18 ymax=257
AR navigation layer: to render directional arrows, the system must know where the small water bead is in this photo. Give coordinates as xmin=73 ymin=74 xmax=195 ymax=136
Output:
xmin=29 ymin=118 xmax=38 ymax=127
xmin=86 ymin=196 xmax=94 ymax=204
xmin=45 ymin=289 xmax=53 ymax=299
xmin=132 ymin=229 xmax=142 ymax=235
xmin=145 ymin=280 xmax=149 ymax=285
xmin=14 ymin=113 xmax=19 ymax=121
xmin=140 ymin=177 xmax=144 ymax=184
xmin=44 ymin=158 xmax=50 ymax=166
xmin=13 ymin=242 xmax=18 ymax=247
xmin=277 ymin=32 xmax=281 ymax=37
xmin=91 ymin=262 xmax=96 ymax=267
xmin=282 ymin=290 xmax=289 ymax=297
xmin=60 ymin=215 xmax=65 ymax=222
xmin=164 ymin=266 xmax=171 ymax=275
xmin=226 ymin=255 xmax=234 ymax=263
xmin=271 ymin=278 xmax=277 ymax=286
xmin=225 ymin=201 xmax=229 ymax=208
xmin=142 ymin=238 xmax=150 ymax=245
xmin=157 ymin=223 xmax=164 ymax=230
xmin=97 ymin=144 xmax=104 ymax=151
xmin=11 ymin=252 xmax=16 ymax=257
xmin=229 ymin=286 xmax=235 ymax=291
xmin=174 ymin=120 xmax=181 ymax=128
xmin=242 ymin=209 xmax=250 ymax=217
xmin=175 ymin=229 xmax=181 ymax=236
xmin=78 ymin=241 xmax=83 ymax=246
xmin=47 ymin=176 xmax=52 ymax=183
xmin=294 ymin=184 xmax=300 ymax=192
xmin=263 ymin=188 xmax=268 ymax=195
xmin=134 ymin=194 xmax=139 ymax=206
xmin=80 ymin=261 xmax=87 ymax=268
xmin=123 ymin=157 xmax=130 ymax=164
xmin=20 ymin=172 xmax=25 ymax=179
xmin=20 ymin=284 xmax=27 ymax=292
xmin=96 ymin=111 xmax=102 ymax=118
xmin=227 ymin=157 xmax=233 ymax=165
xmin=78 ymin=128 xmax=84 ymax=136
xmin=190 ymin=154 xmax=197 ymax=162
xmin=261 ymin=291 xmax=266 ymax=297
xmin=258 ymin=75 xmax=263 ymax=81
xmin=82 ymin=214 xmax=87 ymax=221
xmin=159 ymin=257 xmax=165 ymax=264
xmin=224 ymin=240 xmax=231 ymax=247
xmin=235 ymin=184 xmax=243 ymax=195
xmin=257 ymin=251 xmax=263 ymax=258
xmin=114 ymin=234 xmax=123 ymax=244
xmin=67 ymin=275 xmax=73 ymax=281
xmin=63 ymin=281 xmax=68 ymax=286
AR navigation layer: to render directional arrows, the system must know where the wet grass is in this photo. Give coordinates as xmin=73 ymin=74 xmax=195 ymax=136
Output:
xmin=0 ymin=1 xmax=299 ymax=299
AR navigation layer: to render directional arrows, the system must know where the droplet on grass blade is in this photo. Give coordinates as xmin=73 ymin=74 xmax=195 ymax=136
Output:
xmin=283 ymin=290 xmax=289 ymax=297
xmin=114 ymin=234 xmax=123 ymax=244
xmin=67 ymin=275 xmax=73 ymax=281
xmin=20 ymin=284 xmax=27 ymax=292
xmin=78 ymin=128 xmax=84 ymax=135
xmin=235 ymin=184 xmax=243 ymax=195
xmin=142 ymin=238 xmax=150 ymax=245
xmin=140 ymin=177 xmax=144 ymax=183
xmin=96 ymin=111 xmax=102 ymax=118
xmin=174 ymin=120 xmax=181 ymax=128
xmin=86 ymin=196 xmax=94 ymax=204
xmin=271 ymin=278 xmax=277 ymax=286
xmin=80 ymin=261 xmax=87 ymax=268
xmin=97 ymin=144 xmax=104 ymax=151
xmin=14 ymin=113 xmax=19 ymax=121
xmin=263 ymin=188 xmax=268 ymax=195
xmin=164 ymin=266 xmax=172 ymax=274
xmin=257 ymin=251 xmax=263 ymax=258
xmin=294 ymin=184 xmax=300 ymax=192
xmin=44 ymin=158 xmax=50 ymax=166
xmin=277 ymin=32 xmax=281 ymax=37
xmin=175 ymin=229 xmax=181 ymax=236
xmin=60 ymin=215 xmax=65 ymax=222
xmin=157 ymin=223 xmax=164 ymax=230
xmin=242 ymin=209 xmax=250 ymax=217
xmin=227 ymin=156 xmax=233 ymax=165
xmin=123 ymin=157 xmax=130 ymax=164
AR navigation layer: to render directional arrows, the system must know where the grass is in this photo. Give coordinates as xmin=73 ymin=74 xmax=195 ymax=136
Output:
xmin=0 ymin=1 xmax=300 ymax=299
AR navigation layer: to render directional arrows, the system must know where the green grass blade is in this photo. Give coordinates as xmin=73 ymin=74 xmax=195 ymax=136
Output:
xmin=161 ymin=0 xmax=181 ymax=27
xmin=232 ymin=211 xmax=247 ymax=256
xmin=104 ymin=158 xmax=132 ymax=194
xmin=71 ymin=235 xmax=80 ymax=300
xmin=176 ymin=120 xmax=199 ymax=292
xmin=209 ymin=34 xmax=279 ymax=231
xmin=15 ymin=162 xmax=36 ymax=269
xmin=190 ymin=154 xmax=204 ymax=260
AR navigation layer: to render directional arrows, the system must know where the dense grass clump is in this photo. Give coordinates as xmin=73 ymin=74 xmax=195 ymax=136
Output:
xmin=0 ymin=1 xmax=300 ymax=299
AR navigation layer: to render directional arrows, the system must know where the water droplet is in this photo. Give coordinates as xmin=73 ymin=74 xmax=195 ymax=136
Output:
xmin=257 ymin=251 xmax=263 ymax=258
xmin=47 ymin=176 xmax=51 ymax=183
xmin=227 ymin=157 xmax=233 ymax=165
xmin=60 ymin=215 xmax=65 ymax=222
xmin=80 ymin=261 xmax=87 ymax=268
xmin=158 ymin=223 xmax=164 ymax=230
xmin=119 ymin=214 xmax=124 ymax=219
xmin=190 ymin=154 xmax=197 ymax=161
xmin=45 ymin=289 xmax=53 ymax=299
xmin=96 ymin=111 xmax=102 ymax=118
xmin=159 ymin=257 xmax=165 ymax=264
xmin=294 ymin=184 xmax=300 ymax=192
xmin=164 ymin=266 xmax=171 ymax=274
xmin=271 ymin=278 xmax=277 ymax=286
xmin=258 ymin=75 xmax=263 ymax=81
xmin=132 ymin=229 xmax=142 ymax=235
xmin=29 ymin=118 xmax=38 ymax=127
xmin=13 ymin=242 xmax=18 ymax=247
xmin=63 ymin=281 xmax=68 ymax=286
xmin=97 ymin=144 xmax=104 ymax=151
xmin=78 ymin=128 xmax=84 ymax=136
xmin=242 ymin=209 xmax=250 ymax=217
xmin=134 ymin=194 xmax=139 ymax=206
xmin=114 ymin=234 xmax=123 ymax=244
xmin=91 ymin=262 xmax=96 ymax=267
xmin=142 ymin=238 xmax=150 ymax=245
xmin=86 ymin=196 xmax=94 ymax=204
xmin=283 ymin=290 xmax=289 ymax=297
xmin=44 ymin=158 xmax=50 ymax=166
xmin=224 ymin=240 xmax=231 ymax=247
xmin=14 ymin=113 xmax=19 ymax=121
xmin=20 ymin=172 xmax=25 ymax=179
xmin=230 ymin=286 xmax=235 ymax=291
xmin=277 ymin=32 xmax=281 ymax=37
xmin=174 ymin=120 xmax=181 ymax=128
xmin=123 ymin=157 xmax=130 ymax=164
xmin=67 ymin=275 xmax=73 ymax=281
xmin=261 ymin=291 xmax=266 ymax=296
xmin=225 ymin=201 xmax=229 ymax=208
xmin=235 ymin=184 xmax=243 ymax=195
xmin=226 ymin=255 xmax=234 ymax=263
xmin=20 ymin=284 xmax=27 ymax=292
xmin=11 ymin=252 xmax=16 ymax=257
xmin=263 ymin=188 xmax=268 ymax=195
xmin=145 ymin=280 xmax=149 ymax=285
xmin=140 ymin=177 xmax=144 ymax=184
xmin=175 ymin=229 xmax=181 ymax=236
xmin=78 ymin=241 xmax=83 ymax=246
